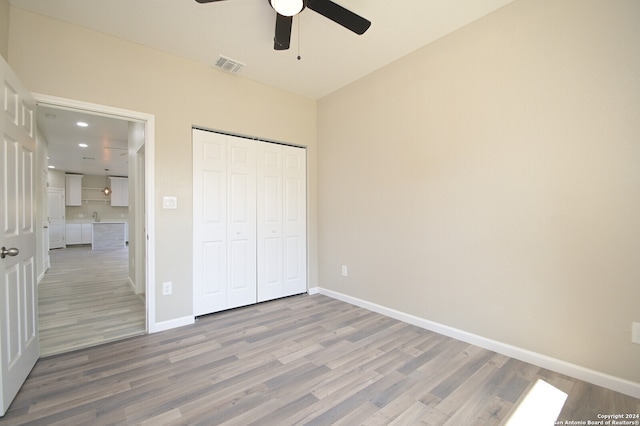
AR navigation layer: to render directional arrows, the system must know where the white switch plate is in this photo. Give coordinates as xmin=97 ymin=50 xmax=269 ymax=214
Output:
xmin=162 ymin=281 xmax=172 ymax=295
xmin=341 ymin=265 xmax=348 ymax=277
xmin=632 ymin=322 xmax=640 ymax=344
xmin=162 ymin=196 xmax=177 ymax=209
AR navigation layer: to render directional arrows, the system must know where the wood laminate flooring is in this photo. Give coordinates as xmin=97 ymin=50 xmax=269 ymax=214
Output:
xmin=38 ymin=245 xmax=146 ymax=357
xmin=3 ymin=294 xmax=638 ymax=425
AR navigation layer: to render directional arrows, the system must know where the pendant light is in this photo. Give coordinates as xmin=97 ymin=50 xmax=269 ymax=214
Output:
xmin=102 ymin=169 xmax=112 ymax=196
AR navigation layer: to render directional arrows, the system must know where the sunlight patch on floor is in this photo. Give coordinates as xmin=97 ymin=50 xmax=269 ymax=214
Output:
xmin=506 ymin=379 xmax=568 ymax=426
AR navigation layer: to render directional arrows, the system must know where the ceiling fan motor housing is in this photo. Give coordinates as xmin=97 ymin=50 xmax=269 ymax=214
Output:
xmin=269 ymin=0 xmax=305 ymax=17
xmin=196 ymin=0 xmax=371 ymax=51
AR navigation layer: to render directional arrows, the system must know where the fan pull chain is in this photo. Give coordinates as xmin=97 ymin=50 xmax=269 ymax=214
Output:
xmin=297 ymin=14 xmax=301 ymax=60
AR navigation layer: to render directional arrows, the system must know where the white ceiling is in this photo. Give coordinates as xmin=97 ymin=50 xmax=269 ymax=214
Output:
xmin=12 ymin=0 xmax=516 ymax=174
xmin=11 ymin=0 xmax=515 ymax=100
xmin=38 ymin=106 xmax=131 ymax=177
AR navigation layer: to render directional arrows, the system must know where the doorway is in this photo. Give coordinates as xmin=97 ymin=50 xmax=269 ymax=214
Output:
xmin=35 ymin=94 xmax=156 ymax=354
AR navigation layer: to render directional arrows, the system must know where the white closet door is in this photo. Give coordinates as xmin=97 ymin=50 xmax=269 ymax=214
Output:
xmin=193 ymin=130 xmax=228 ymax=315
xmin=257 ymin=142 xmax=284 ymax=302
xmin=193 ymin=130 xmax=257 ymax=315
xmin=257 ymin=143 xmax=306 ymax=301
xmin=226 ymin=136 xmax=257 ymax=309
xmin=282 ymin=145 xmax=306 ymax=296
xmin=194 ymin=129 xmax=303 ymax=316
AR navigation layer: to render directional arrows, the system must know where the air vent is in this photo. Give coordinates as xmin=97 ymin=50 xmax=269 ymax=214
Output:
xmin=213 ymin=55 xmax=245 ymax=74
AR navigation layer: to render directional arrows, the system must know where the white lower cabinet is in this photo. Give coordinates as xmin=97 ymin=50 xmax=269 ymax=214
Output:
xmin=65 ymin=223 xmax=93 ymax=245
xmin=193 ymin=129 xmax=307 ymax=316
xmin=81 ymin=223 xmax=93 ymax=244
xmin=65 ymin=224 xmax=82 ymax=245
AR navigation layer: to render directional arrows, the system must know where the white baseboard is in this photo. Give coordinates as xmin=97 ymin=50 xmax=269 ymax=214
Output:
xmin=149 ymin=315 xmax=194 ymax=333
xmin=315 ymin=287 xmax=640 ymax=399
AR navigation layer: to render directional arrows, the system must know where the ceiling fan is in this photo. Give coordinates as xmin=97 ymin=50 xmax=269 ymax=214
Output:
xmin=195 ymin=0 xmax=371 ymax=50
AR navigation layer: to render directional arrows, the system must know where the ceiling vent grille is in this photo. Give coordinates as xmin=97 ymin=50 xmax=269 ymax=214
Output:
xmin=213 ymin=55 xmax=245 ymax=74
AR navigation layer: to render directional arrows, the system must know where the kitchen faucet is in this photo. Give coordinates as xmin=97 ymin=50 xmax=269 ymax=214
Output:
xmin=92 ymin=211 xmax=100 ymax=222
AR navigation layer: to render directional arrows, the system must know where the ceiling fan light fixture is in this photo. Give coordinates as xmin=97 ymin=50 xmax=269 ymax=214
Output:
xmin=270 ymin=0 xmax=303 ymax=17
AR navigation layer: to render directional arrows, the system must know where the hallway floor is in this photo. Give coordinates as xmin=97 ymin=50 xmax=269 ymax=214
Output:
xmin=38 ymin=245 xmax=145 ymax=356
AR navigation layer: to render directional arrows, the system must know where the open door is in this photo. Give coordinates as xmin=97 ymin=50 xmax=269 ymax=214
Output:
xmin=47 ymin=188 xmax=65 ymax=249
xmin=0 ymin=57 xmax=39 ymax=416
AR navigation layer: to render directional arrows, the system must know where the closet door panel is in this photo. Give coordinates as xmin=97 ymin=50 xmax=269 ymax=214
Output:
xmin=226 ymin=136 xmax=257 ymax=309
xmin=257 ymin=142 xmax=284 ymax=302
xmin=282 ymin=146 xmax=307 ymax=296
xmin=193 ymin=130 xmax=228 ymax=315
xmin=195 ymin=130 xmax=306 ymax=315
xmin=202 ymin=241 xmax=225 ymax=302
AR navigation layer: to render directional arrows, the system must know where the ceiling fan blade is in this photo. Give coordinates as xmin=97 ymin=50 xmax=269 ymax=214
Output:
xmin=194 ymin=0 xmax=227 ymax=3
xmin=274 ymin=14 xmax=293 ymax=50
xmin=307 ymin=0 xmax=371 ymax=35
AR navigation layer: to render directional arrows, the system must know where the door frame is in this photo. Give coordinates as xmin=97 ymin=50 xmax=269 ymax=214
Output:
xmin=33 ymin=94 xmax=157 ymax=332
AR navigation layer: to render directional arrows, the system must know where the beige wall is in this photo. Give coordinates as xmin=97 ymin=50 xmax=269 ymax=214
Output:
xmin=0 ymin=0 xmax=8 ymax=60
xmin=318 ymin=0 xmax=640 ymax=384
xmin=7 ymin=7 xmax=318 ymax=323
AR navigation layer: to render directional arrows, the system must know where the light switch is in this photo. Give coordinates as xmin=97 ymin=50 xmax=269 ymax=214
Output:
xmin=163 ymin=196 xmax=177 ymax=209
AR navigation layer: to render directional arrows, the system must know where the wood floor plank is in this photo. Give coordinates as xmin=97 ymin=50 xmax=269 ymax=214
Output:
xmin=1 ymin=293 xmax=638 ymax=425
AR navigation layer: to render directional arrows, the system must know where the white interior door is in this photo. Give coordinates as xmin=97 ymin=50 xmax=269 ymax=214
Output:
xmin=40 ymin=170 xmax=50 ymax=277
xmin=194 ymin=129 xmax=305 ymax=315
xmin=282 ymin=145 xmax=307 ymax=296
xmin=193 ymin=130 xmax=228 ymax=315
xmin=226 ymin=136 xmax=256 ymax=309
xmin=257 ymin=142 xmax=284 ymax=302
xmin=0 ymin=58 xmax=39 ymax=417
xmin=257 ymin=143 xmax=306 ymax=302
xmin=47 ymin=188 xmax=65 ymax=249
xmin=193 ymin=129 xmax=257 ymax=315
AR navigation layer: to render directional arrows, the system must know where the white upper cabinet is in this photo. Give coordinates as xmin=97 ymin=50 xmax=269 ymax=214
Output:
xmin=65 ymin=174 xmax=83 ymax=206
xmin=109 ymin=177 xmax=128 ymax=207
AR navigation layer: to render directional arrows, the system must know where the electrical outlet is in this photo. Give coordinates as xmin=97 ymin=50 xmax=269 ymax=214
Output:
xmin=633 ymin=322 xmax=640 ymax=345
xmin=341 ymin=265 xmax=348 ymax=277
xmin=162 ymin=281 xmax=172 ymax=295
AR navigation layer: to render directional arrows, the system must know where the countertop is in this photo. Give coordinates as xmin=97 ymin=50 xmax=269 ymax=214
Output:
xmin=66 ymin=220 xmax=127 ymax=224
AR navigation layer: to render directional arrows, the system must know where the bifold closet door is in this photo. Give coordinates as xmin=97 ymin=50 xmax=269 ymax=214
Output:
xmin=193 ymin=129 xmax=256 ymax=316
xmin=257 ymin=142 xmax=306 ymax=302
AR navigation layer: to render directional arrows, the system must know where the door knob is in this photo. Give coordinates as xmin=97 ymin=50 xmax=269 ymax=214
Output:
xmin=1 ymin=247 xmax=19 ymax=259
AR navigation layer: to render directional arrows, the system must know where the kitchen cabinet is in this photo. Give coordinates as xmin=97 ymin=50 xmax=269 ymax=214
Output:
xmin=109 ymin=177 xmax=128 ymax=207
xmin=65 ymin=223 xmax=93 ymax=245
xmin=65 ymin=224 xmax=82 ymax=245
xmin=81 ymin=223 xmax=93 ymax=244
xmin=65 ymin=174 xmax=83 ymax=206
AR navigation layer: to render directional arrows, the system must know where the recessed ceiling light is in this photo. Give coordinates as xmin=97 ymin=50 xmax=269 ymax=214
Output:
xmin=79 ymin=143 xmax=88 ymax=148
xmin=48 ymin=165 xmax=55 ymax=169
xmin=77 ymin=121 xmax=88 ymax=127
